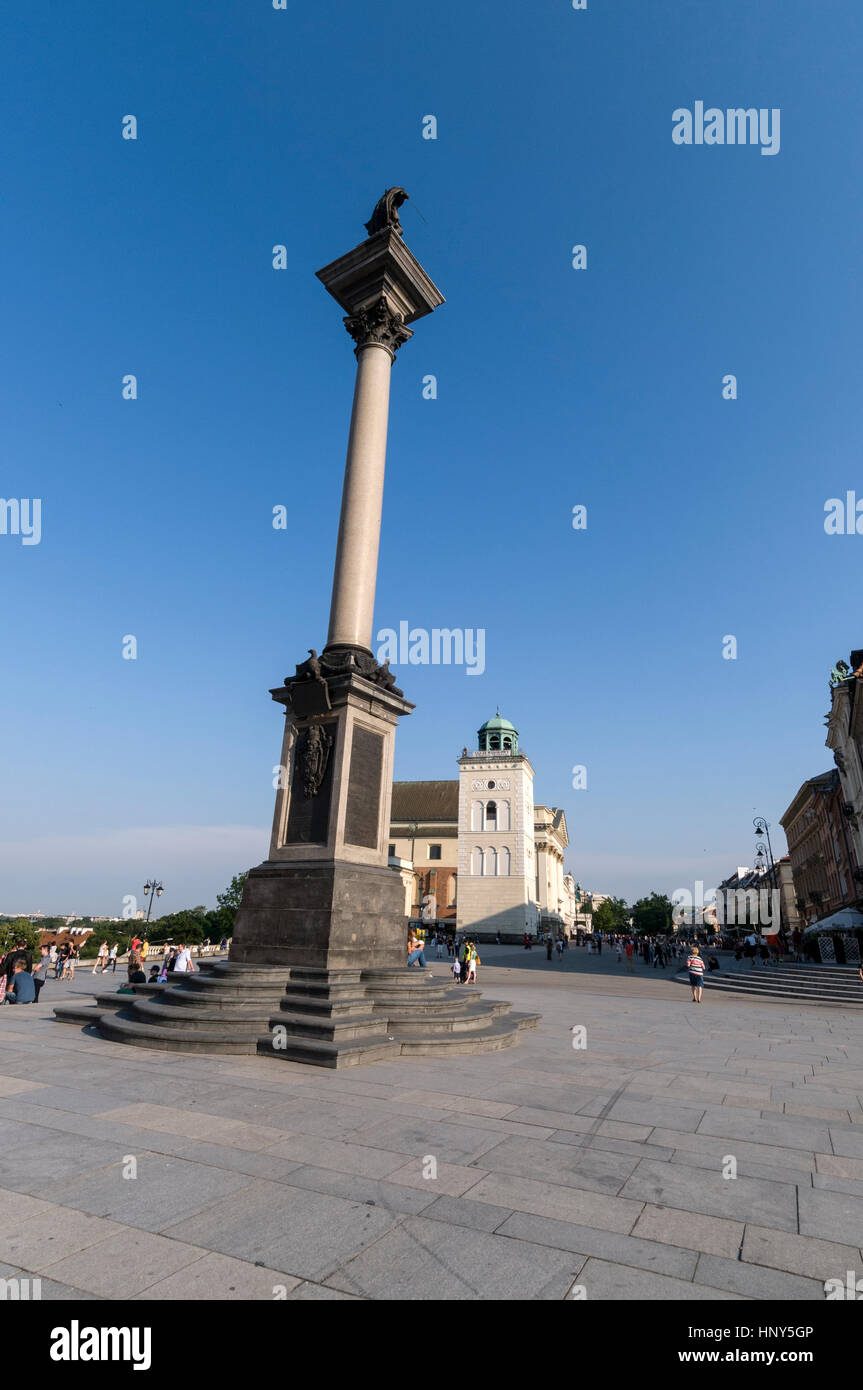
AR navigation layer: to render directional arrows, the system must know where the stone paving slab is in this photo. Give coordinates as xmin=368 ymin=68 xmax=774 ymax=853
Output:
xmin=130 ymin=1252 xmax=301 ymax=1300
xmin=161 ymin=1180 xmax=405 ymax=1282
xmin=495 ymin=1210 xmax=700 ymax=1278
xmin=620 ymin=1158 xmax=798 ymax=1231
xmin=322 ymin=1214 xmax=583 ymax=1300
xmin=471 ymin=1134 xmax=639 ymax=1195
xmin=797 ymin=1186 xmax=863 ymax=1246
xmin=47 ymin=1152 xmax=260 ymax=1231
xmin=266 ymin=1163 xmax=438 ymax=1214
xmin=694 ymin=1253 xmax=825 ymax=1300
xmin=741 ymin=1223 xmax=863 ymax=1281
xmin=41 ymin=1230 xmax=209 ymax=1298
xmin=576 ymin=1257 xmax=745 ymax=1301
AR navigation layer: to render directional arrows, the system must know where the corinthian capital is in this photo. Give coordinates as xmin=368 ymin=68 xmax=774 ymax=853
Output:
xmin=343 ymin=296 xmax=413 ymax=356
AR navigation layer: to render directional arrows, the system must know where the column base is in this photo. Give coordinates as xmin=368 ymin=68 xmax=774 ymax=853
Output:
xmin=229 ymin=859 xmax=408 ymax=969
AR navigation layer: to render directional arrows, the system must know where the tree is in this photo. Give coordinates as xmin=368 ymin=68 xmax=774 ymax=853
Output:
xmin=216 ymin=873 xmax=249 ymax=915
xmin=0 ymin=917 xmax=43 ymax=958
xmin=146 ymin=911 xmax=206 ymax=945
xmin=591 ymin=897 xmax=629 ymax=934
xmin=631 ymin=892 xmax=674 ymax=935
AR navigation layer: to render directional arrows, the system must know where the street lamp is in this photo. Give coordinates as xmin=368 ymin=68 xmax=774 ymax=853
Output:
xmin=143 ymin=879 xmax=164 ymax=925
xmin=407 ymin=822 xmax=420 ymax=924
xmin=753 ymin=817 xmax=779 ymax=932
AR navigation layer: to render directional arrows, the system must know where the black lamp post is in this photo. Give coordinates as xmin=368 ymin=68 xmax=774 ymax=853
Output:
xmin=753 ymin=818 xmax=780 ymax=932
xmin=143 ymin=879 xmax=163 ymax=924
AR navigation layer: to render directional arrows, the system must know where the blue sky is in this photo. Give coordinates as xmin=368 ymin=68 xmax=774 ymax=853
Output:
xmin=1 ymin=1 xmax=860 ymax=915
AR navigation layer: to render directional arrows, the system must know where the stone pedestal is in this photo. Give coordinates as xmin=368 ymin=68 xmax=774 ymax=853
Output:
xmin=230 ymin=661 xmax=413 ymax=969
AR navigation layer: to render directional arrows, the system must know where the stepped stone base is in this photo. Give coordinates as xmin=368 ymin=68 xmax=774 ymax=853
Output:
xmin=54 ymin=960 xmax=540 ymax=1067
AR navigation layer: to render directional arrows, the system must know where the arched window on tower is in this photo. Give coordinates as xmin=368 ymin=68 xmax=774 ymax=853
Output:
xmin=485 ymin=800 xmax=497 ymax=831
xmin=503 ymin=736 xmax=513 ymax=750
xmin=500 ymin=847 xmax=511 ymax=877
xmin=472 ymin=847 xmax=484 ymax=876
xmin=485 ymin=848 xmax=498 ymax=876
xmin=499 ymin=800 xmax=511 ymax=831
xmin=489 ymin=735 xmax=500 ymax=749
xmin=471 ymin=801 xmax=482 ymax=833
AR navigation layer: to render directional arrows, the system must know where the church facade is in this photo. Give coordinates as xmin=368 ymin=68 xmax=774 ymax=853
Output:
xmin=389 ymin=715 xmax=572 ymax=940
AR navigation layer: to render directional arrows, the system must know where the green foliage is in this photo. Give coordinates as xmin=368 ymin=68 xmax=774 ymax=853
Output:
xmin=146 ymin=910 xmax=207 ymax=945
xmin=591 ymin=897 xmax=630 ymax=934
xmin=216 ymin=872 xmax=249 ymax=915
xmin=0 ymin=918 xmax=43 ymax=958
xmin=631 ymin=892 xmax=674 ymax=935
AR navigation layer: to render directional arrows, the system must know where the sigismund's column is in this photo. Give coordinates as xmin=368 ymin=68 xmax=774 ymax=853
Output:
xmin=326 ymin=308 xmax=405 ymax=655
xmin=230 ymin=191 xmax=444 ymax=972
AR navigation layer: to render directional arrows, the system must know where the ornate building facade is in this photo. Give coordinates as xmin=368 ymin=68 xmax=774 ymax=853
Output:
xmin=824 ymin=649 xmax=863 ymax=875
xmin=780 ymin=768 xmax=861 ymax=927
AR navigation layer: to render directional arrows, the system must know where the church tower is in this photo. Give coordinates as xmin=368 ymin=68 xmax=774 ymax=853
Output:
xmin=456 ymin=713 xmax=539 ymax=939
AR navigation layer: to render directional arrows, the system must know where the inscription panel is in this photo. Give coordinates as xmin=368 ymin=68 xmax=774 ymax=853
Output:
xmin=344 ymin=725 xmax=384 ymax=849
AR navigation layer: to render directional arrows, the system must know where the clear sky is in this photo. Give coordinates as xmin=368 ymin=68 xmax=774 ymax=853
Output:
xmin=1 ymin=1 xmax=860 ymax=917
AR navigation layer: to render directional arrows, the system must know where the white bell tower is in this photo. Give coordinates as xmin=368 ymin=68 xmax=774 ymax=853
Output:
xmin=456 ymin=713 xmax=539 ymax=938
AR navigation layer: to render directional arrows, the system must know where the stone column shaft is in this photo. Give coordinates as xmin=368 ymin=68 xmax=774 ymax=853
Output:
xmin=326 ymin=342 xmax=393 ymax=652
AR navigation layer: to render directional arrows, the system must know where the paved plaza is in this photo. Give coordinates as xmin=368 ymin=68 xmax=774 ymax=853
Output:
xmin=1 ymin=947 xmax=862 ymax=1300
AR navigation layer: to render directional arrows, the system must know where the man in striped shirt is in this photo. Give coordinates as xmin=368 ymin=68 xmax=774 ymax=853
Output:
xmin=687 ymin=945 xmax=706 ymax=1003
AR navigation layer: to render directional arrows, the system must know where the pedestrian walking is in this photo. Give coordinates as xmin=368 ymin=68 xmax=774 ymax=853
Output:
xmin=545 ymin=935 xmax=553 ymax=961
xmin=687 ymin=945 xmax=706 ymax=1003
xmin=93 ymin=940 xmax=109 ymax=974
xmin=624 ymin=939 xmax=635 ymax=973
xmin=108 ymin=943 xmax=118 ymax=972
xmin=465 ymin=944 xmax=479 ymax=983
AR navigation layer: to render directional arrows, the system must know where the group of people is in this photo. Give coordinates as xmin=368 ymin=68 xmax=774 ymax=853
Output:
xmin=0 ymin=941 xmax=51 ymax=1004
xmin=405 ymin=931 xmax=481 ymax=983
xmin=124 ymin=942 xmax=197 ymax=986
xmin=452 ymin=939 xmax=480 ymax=983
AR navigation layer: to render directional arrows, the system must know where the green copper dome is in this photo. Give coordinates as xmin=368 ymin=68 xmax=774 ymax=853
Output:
xmin=477 ymin=710 xmax=519 ymax=753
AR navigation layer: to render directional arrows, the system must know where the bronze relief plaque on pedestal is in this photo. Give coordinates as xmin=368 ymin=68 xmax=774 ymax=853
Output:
xmin=284 ymin=721 xmax=337 ymax=844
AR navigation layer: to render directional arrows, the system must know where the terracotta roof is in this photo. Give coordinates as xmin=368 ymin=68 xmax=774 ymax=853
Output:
xmin=391 ymin=781 xmax=459 ymax=822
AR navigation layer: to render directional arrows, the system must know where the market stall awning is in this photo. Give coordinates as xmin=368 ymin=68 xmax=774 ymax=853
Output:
xmin=803 ymin=908 xmax=863 ymax=935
